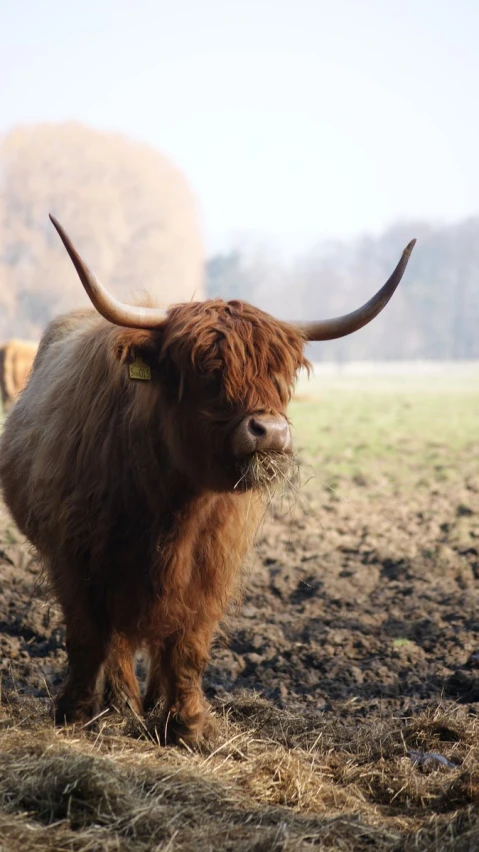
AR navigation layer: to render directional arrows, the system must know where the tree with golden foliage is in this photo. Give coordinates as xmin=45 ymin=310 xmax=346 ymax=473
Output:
xmin=0 ymin=122 xmax=204 ymax=341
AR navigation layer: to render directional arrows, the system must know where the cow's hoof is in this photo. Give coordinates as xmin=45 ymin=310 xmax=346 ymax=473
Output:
xmin=53 ymin=695 xmax=99 ymax=727
xmin=158 ymin=709 xmax=218 ymax=747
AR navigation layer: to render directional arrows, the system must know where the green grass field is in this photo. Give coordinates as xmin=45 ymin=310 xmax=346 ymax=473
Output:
xmin=292 ymin=366 xmax=479 ymax=486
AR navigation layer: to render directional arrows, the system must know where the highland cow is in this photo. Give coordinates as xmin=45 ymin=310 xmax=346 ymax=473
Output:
xmin=0 ymin=339 xmax=38 ymax=411
xmin=0 ymin=216 xmax=415 ymax=743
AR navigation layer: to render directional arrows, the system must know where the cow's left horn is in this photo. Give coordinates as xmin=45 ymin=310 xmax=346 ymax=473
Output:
xmin=50 ymin=215 xmax=167 ymax=328
xmin=295 ymin=239 xmax=416 ymax=341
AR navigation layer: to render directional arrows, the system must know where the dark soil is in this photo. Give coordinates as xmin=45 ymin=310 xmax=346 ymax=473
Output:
xmin=3 ymin=480 xmax=479 ymax=718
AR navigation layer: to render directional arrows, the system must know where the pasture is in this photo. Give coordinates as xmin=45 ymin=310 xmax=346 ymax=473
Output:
xmin=1 ymin=363 xmax=479 ymax=850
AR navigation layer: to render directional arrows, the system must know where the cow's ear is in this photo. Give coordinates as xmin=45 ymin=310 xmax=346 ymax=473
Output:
xmin=114 ymin=328 xmax=163 ymax=367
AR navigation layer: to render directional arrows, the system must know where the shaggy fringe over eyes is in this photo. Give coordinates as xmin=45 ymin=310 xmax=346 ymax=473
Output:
xmin=161 ymin=300 xmax=309 ymax=408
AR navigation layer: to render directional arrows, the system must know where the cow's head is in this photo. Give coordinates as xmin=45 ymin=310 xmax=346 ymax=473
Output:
xmin=50 ymin=215 xmax=415 ymax=492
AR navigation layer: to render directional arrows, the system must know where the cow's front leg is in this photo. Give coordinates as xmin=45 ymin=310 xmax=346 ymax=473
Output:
xmin=144 ymin=622 xmax=216 ymax=745
xmin=55 ymin=617 xmax=110 ymax=725
xmin=51 ymin=565 xmax=113 ymax=725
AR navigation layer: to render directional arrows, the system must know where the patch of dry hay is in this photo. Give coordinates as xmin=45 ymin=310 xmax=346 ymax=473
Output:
xmin=1 ymin=691 xmax=479 ymax=851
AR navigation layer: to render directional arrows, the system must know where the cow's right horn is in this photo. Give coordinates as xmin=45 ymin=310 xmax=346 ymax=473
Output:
xmin=295 ymin=239 xmax=416 ymax=341
xmin=50 ymin=215 xmax=167 ymax=329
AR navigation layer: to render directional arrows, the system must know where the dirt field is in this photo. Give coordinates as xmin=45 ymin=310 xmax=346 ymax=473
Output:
xmin=1 ymin=367 xmax=479 ymax=851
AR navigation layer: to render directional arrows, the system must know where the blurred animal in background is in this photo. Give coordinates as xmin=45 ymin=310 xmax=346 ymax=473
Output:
xmin=0 ymin=215 xmax=416 ymax=744
xmin=0 ymin=339 xmax=38 ymax=411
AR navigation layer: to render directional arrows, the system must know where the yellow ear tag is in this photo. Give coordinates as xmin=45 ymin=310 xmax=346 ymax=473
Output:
xmin=129 ymin=353 xmax=151 ymax=381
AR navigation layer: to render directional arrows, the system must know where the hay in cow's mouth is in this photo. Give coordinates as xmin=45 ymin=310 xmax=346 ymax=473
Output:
xmin=234 ymin=451 xmax=300 ymax=498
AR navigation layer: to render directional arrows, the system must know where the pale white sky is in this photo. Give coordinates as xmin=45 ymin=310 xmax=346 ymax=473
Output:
xmin=2 ymin=0 xmax=478 ymax=254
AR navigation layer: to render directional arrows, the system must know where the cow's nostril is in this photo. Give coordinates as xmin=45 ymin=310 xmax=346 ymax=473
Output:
xmin=232 ymin=414 xmax=292 ymax=457
xmin=248 ymin=417 xmax=267 ymax=438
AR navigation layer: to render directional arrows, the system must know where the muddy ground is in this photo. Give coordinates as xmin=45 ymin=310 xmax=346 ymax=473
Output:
xmin=2 ymin=459 xmax=479 ymax=720
xmin=1 ymin=384 xmax=479 ymax=850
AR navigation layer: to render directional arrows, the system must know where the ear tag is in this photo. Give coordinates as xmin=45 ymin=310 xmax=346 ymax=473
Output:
xmin=129 ymin=353 xmax=151 ymax=381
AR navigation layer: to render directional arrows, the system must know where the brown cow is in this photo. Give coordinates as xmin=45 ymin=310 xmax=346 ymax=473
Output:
xmin=0 ymin=216 xmax=416 ymax=743
xmin=0 ymin=339 xmax=38 ymax=411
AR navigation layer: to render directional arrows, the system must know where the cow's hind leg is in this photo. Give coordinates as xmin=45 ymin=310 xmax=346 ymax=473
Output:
xmin=144 ymin=621 xmax=216 ymax=745
xmin=103 ymin=633 xmax=141 ymax=716
xmin=54 ymin=587 xmax=111 ymax=726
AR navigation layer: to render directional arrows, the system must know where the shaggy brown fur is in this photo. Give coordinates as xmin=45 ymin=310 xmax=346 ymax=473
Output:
xmin=0 ymin=299 xmax=307 ymax=742
xmin=0 ymin=339 xmax=38 ymax=411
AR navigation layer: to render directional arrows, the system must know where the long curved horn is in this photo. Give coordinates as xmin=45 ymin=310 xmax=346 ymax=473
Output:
xmin=49 ymin=215 xmax=167 ymax=328
xmin=296 ymin=239 xmax=416 ymax=341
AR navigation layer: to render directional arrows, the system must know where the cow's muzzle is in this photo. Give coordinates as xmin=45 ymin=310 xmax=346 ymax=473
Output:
xmin=232 ymin=414 xmax=292 ymax=457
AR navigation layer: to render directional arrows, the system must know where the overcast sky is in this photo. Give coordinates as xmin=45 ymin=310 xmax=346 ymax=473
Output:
xmin=2 ymin=0 xmax=478 ymax=254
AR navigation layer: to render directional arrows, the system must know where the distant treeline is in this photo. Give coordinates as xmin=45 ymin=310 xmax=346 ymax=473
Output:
xmin=206 ymin=220 xmax=479 ymax=361
xmin=2 ymin=123 xmax=479 ymax=360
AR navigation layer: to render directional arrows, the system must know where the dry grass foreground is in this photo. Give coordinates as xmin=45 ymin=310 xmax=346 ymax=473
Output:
xmin=1 ymin=368 xmax=479 ymax=851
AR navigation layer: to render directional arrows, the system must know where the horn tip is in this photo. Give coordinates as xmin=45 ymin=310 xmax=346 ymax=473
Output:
xmin=405 ymin=238 xmax=417 ymax=254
